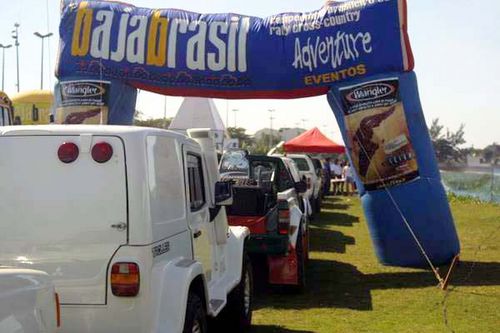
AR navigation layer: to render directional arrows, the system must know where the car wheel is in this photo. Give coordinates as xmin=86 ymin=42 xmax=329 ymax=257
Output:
xmin=183 ymin=292 xmax=207 ymax=333
xmin=218 ymin=254 xmax=253 ymax=332
xmin=304 ymin=220 xmax=310 ymax=262
xmin=315 ymin=196 xmax=322 ymax=214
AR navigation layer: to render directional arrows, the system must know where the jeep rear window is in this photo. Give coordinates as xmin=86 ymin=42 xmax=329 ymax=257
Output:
xmin=291 ymin=158 xmax=310 ymax=171
xmin=147 ymin=136 xmax=185 ymax=222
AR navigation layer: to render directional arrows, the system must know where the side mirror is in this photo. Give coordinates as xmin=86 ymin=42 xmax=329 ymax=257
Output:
xmin=215 ymin=181 xmax=233 ymax=206
xmin=294 ymin=180 xmax=307 ymax=194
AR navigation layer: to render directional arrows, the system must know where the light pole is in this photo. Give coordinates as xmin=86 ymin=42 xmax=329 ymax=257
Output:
xmin=0 ymin=44 xmax=12 ymax=91
xmin=34 ymin=32 xmax=53 ymax=90
xmin=301 ymin=118 xmax=307 ymax=129
xmin=226 ymin=100 xmax=229 ymax=128
xmin=294 ymin=122 xmax=301 ymax=136
xmin=268 ymin=109 xmax=275 ymax=149
xmin=12 ymin=23 xmax=20 ymax=92
xmin=163 ymin=96 xmax=168 ymax=128
xmin=232 ymin=108 xmax=238 ymax=127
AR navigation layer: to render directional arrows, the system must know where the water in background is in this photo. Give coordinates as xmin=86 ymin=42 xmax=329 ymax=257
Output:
xmin=441 ymin=168 xmax=500 ymax=203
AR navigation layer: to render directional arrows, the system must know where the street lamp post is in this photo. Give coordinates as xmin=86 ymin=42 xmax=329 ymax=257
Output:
xmin=232 ymin=109 xmax=238 ymax=127
xmin=301 ymin=118 xmax=307 ymax=129
xmin=34 ymin=32 xmax=53 ymax=90
xmin=0 ymin=44 xmax=12 ymax=91
xmin=163 ymin=96 xmax=168 ymax=128
xmin=268 ymin=109 xmax=275 ymax=149
xmin=12 ymin=23 xmax=20 ymax=92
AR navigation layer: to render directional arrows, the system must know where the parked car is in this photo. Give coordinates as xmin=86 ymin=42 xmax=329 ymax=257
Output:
xmin=0 ymin=125 xmax=252 ymax=333
xmin=220 ymin=150 xmax=309 ymax=290
xmin=285 ymin=154 xmax=322 ymax=215
xmin=0 ymin=267 xmax=59 ymax=333
xmin=0 ymin=91 xmax=14 ymax=126
xmin=310 ymin=157 xmax=325 ymax=211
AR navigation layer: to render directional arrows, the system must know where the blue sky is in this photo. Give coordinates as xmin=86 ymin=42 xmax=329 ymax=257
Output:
xmin=0 ymin=0 xmax=498 ymax=148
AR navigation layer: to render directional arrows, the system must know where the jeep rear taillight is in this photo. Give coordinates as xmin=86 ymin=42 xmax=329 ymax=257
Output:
xmin=306 ymin=177 xmax=311 ymax=189
xmin=58 ymin=142 xmax=79 ymax=163
xmin=111 ymin=263 xmax=140 ymax=297
xmin=278 ymin=200 xmax=290 ymax=235
xmin=91 ymin=142 xmax=113 ymax=163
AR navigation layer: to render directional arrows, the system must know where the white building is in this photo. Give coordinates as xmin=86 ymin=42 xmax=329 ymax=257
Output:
xmin=169 ymin=97 xmax=227 ymax=150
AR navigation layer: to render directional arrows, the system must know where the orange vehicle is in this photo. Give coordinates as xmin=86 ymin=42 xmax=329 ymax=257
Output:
xmin=0 ymin=91 xmax=14 ymax=126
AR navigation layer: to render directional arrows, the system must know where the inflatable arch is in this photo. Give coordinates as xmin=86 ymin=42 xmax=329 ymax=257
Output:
xmin=55 ymin=0 xmax=459 ymax=268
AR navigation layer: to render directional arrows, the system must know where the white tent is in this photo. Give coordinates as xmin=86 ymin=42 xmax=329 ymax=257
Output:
xmin=169 ymin=97 xmax=227 ymax=150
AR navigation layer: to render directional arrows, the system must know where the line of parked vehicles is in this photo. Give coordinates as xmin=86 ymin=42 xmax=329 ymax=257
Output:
xmin=0 ymin=122 xmax=326 ymax=332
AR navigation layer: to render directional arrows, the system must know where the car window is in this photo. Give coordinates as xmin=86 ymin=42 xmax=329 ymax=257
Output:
xmin=250 ymin=160 xmax=275 ymax=183
xmin=312 ymin=159 xmax=323 ymax=176
xmin=283 ymin=158 xmax=301 ymax=182
xmin=312 ymin=159 xmax=322 ymax=170
xmin=0 ymin=107 xmax=4 ymax=126
xmin=291 ymin=157 xmax=310 ymax=171
xmin=147 ymin=136 xmax=185 ymax=222
xmin=187 ymin=154 xmax=206 ymax=211
xmin=277 ymin=161 xmax=295 ymax=191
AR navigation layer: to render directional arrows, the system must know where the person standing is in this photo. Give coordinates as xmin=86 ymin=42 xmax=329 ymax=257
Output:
xmin=323 ymin=158 xmax=332 ymax=196
xmin=330 ymin=159 xmax=342 ymax=195
xmin=343 ymin=162 xmax=355 ymax=196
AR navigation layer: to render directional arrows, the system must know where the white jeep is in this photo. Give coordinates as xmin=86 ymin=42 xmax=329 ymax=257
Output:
xmin=0 ymin=125 xmax=252 ymax=333
xmin=286 ymin=154 xmax=322 ymax=215
xmin=0 ymin=267 xmax=59 ymax=333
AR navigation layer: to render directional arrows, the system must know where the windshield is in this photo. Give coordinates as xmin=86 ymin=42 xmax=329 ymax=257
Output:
xmin=220 ymin=150 xmax=250 ymax=175
xmin=291 ymin=157 xmax=310 ymax=171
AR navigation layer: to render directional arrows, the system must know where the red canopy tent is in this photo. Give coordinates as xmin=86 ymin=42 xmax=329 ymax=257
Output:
xmin=283 ymin=127 xmax=345 ymax=154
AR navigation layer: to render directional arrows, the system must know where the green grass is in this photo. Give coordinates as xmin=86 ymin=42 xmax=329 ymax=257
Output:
xmin=251 ymin=196 xmax=500 ymax=333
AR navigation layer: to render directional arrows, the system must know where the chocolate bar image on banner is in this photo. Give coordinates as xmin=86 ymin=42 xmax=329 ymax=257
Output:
xmin=353 ymin=105 xmax=396 ymax=177
xmin=63 ymin=108 xmax=102 ymax=124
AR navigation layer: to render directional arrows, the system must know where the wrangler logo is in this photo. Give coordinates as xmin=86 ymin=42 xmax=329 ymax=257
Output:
xmin=346 ymin=83 xmax=395 ymax=102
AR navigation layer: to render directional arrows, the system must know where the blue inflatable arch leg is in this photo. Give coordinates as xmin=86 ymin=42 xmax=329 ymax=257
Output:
xmin=327 ymin=71 xmax=460 ymax=268
xmin=54 ymin=79 xmax=137 ymax=125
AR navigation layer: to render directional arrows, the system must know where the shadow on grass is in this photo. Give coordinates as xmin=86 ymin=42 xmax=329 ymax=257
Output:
xmin=320 ymin=200 xmax=351 ymax=211
xmin=254 ymin=259 xmax=373 ymax=311
xmin=314 ymin=210 xmax=360 ymax=227
xmin=251 ymin=326 xmax=314 ymax=333
xmin=309 ymin=227 xmax=355 ymax=253
xmin=253 ymin=259 xmax=500 ymax=312
xmin=366 ymin=260 xmax=500 ymax=289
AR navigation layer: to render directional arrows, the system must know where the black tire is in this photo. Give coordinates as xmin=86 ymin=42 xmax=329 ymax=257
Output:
xmin=183 ymin=292 xmax=207 ymax=333
xmin=304 ymin=219 xmax=310 ymax=263
xmin=315 ymin=196 xmax=322 ymax=214
xmin=218 ymin=254 xmax=253 ymax=332
xmin=295 ymin=225 xmax=306 ymax=292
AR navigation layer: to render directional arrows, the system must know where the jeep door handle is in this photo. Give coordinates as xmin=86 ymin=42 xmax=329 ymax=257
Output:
xmin=111 ymin=222 xmax=127 ymax=231
xmin=193 ymin=230 xmax=202 ymax=238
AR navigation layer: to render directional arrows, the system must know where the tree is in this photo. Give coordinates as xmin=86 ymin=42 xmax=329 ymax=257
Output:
xmin=249 ymin=132 xmax=281 ymax=155
xmin=134 ymin=118 xmax=171 ymax=128
xmin=134 ymin=111 xmax=172 ymax=129
xmin=429 ymin=118 xmax=467 ymax=165
xmin=482 ymin=143 xmax=499 ymax=165
xmin=226 ymin=127 xmax=254 ymax=149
